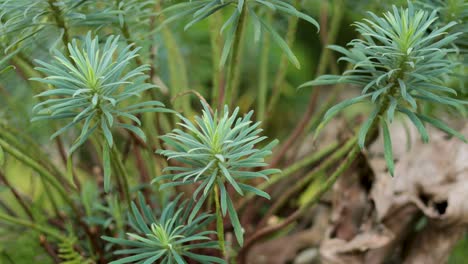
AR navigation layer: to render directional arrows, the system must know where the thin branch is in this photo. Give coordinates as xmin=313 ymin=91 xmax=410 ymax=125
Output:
xmin=239 ymin=144 xmax=361 ymax=262
xmin=0 ymin=170 xmax=34 ymax=220
xmin=39 ymin=235 xmax=61 ymax=263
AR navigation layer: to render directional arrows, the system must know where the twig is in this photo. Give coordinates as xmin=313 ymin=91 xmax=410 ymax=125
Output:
xmin=239 ymin=144 xmax=361 ymax=262
xmin=236 ymin=140 xmax=339 ymax=211
xmin=0 ymin=212 xmax=66 ymax=241
xmin=258 ymin=136 xmax=356 ymax=227
xmin=48 ymin=0 xmax=71 ymax=55
xmin=0 ymin=170 xmax=34 ymax=220
xmin=208 ymin=12 xmax=225 ymax=109
xmin=268 ymin=0 xmax=344 ymax=167
xmin=238 ymin=209 xmax=302 ymax=264
xmin=268 ymin=90 xmax=319 ymax=168
xmin=171 ymin=90 xmax=213 ymax=115
xmin=39 ymin=235 xmax=61 ymax=263
xmin=224 ymin=2 xmax=248 ymax=107
xmin=266 ymin=0 xmax=300 ymax=114
xmin=0 ymin=137 xmax=75 ymax=210
xmin=132 ymin=144 xmax=152 ymax=204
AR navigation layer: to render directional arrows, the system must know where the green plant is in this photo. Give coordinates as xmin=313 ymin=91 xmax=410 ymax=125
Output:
xmin=31 ymin=32 xmax=166 ymax=191
xmin=0 ymin=0 xmax=110 ymax=52
xmin=159 ymin=0 xmax=318 ymax=68
xmin=158 ymin=0 xmax=319 ymax=106
xmin=416 ymin=0 xmax=467 ymax=54
xmin=415 ymin=0 xmax=468 ymax=94
xmin=301 ymin=3 xmax=467 ymax=175
xmin=0 ymin=0 xmax=466 ymax=263
xmin=157 ymin=101 xmax=279 ymax=248
xmin=102 ymin=194 xmax=224 ymax=264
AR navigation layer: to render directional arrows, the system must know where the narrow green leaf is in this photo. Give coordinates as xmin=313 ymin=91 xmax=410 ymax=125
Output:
xmin=219 ymin=10 xmax=240 ymax=67
xmin=217 ymin=178 xmax=227 ymax=216
xmin=380 ymin=118 xmax=394 ymax=176
xmin=189 ymin=193 xmax=209 ymax=223
xmin=66 ymin=154 xmax=76 ymax=188
xmin=185 ymin=2 xmax=230 ymax=31
xmin=358 ymin=105 xmax=380 ymax=149
xmin=387 ymin=97 xmax=398 ymax=123
xmin=238 ymin=183 xmax=270 ymax=199
xmin=398 ymin=108 xmax=429 ymax=143
xmin=171 ymin=249 xmax=186 ymax=264
xmin=313 ymin=94 xmax=371 ymax=141
xmin=417 ymin=114 xmax=467 ymax=143
xmin=258 ymin=16 xmax=300 ymax=68
xmin=219 ymin=163 xmax=243 ymax=195
xmin=0 ymin=145 xmax=4 ymax=166
xmin=103 ymin=144 xmax=111 ymax=193
xmin=238 ymin=0 xmax=244 ymax=12
xmin=117 ymin=123 xmax=147 ymax=142
xmin=226 ymin=196 xmax=243 ymax=246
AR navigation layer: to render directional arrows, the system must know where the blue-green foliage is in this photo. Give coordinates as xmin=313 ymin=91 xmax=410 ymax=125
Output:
xmin=301 ymin=3 xmax=467 ymax=175
xmin=415 ymin=0 xmax=468 ymax=94
xmin=158 ymin=0 xmax=319 ymax=68
xmin=156 ymin=101 xmax=280 ymax=245
xmin=102 ymin=194 xmax=224 ymax=264
xmin=415 ymin=0 xmax=467 ymax=55
xmin=30 ymin=32 xmax=167 ymax=190
xmin=0 ymin=0 xmax=116 ymax=52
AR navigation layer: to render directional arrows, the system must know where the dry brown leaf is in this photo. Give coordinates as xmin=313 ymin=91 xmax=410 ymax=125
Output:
xmin=320 ymin=122 xmax=468 ymax=264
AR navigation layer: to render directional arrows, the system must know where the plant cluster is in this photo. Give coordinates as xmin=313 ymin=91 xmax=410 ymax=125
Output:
xmin=157 ymin=102 xmax=279 ymax=246
xmin=301 ymin=3 xmax=467 ymax=175
xmin=103 ymin=194 xmax=224 ymax=264
xmin=0 ymin=0 xmax=466 ymax=263
xmin=31 ymin=33 xmax=166 ymax=191
xmin=159 ymin=0 xmax=319 ymax=68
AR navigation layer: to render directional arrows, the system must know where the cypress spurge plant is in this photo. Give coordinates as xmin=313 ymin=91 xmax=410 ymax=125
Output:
xmin=31 ymin=32 xmax=167 ymax=191
xmin=416 ymin=0 xmax=468 ymax=54
xmin=416 ymin=0 xmax=468 ymax=94
xmin=3 ymin=1 xmax=468 ymax=263
xmin=301 ymin=3 xmax=467 ymax=175
xmin=159 ymin=0 xmax=319 ymax=105
xmin=0 ymin=0 xmax=116 ymax=51
xmin=157 ymin=101 xmax=280 ymax=250
xmin=103 ymin=194 xmax=224 ymax=264
xmin=159 ymin=0 xmax=318 ymax=67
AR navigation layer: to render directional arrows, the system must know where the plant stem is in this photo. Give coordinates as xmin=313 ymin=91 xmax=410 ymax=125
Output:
xmin=268 ymin=0 xmax=344 ymax=167
xmin=269 ymin=91 xmax=319 ymax=168
xmin=39 ymin=235 xmax=61 ymax=263
xmin=239 ymin=143 xmax=361 ymax=263
xmin=237 ymin=140 xmax=339 ymax=210
xmin=1 ymin=129 xmax=102 ymax=260
xmin=132 ymin=144 xmax=152 ymax=203
xmin=224 ymin=3 xmax=248 ymax=107
xmin=264 ymin=140 xmax=339 ymax=189
xmin=300 ymin=144 xmax=360 ymax=210
xmin=209 ymin=12 xmax=225 ymax=108
xmin=0 ymin=170 xmax=34 ymax=220
xmin=257 ymin=12 xmax=272 ymax=121
xmin=0 ymin=138 xmax=75 ymax=209
xmin=258 ymin=136 xmax=356 ymax=227
xmin=214 ymin=185 xmax=226 ymax=257
xmin=154 ymin=1 xmax=192 ymax=116
xmin=267 ymin=0 xmax=300 ymax=115
xmin=286 ymin=88 xmax=340 ymax=164
xmin=110 ymin=146 xmax=132 ymax=209
xmin=0 ymin=212 xmax=66 ymax=241
xmin=48 ymin=0 xmax=71 ymax=54
xmin=0 ymin=125 xmax=62 ymax=179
